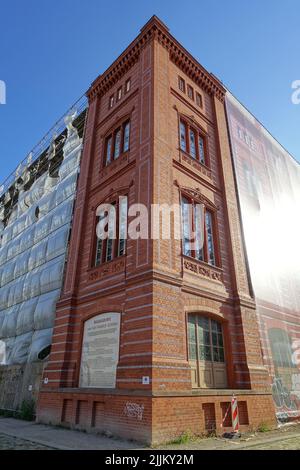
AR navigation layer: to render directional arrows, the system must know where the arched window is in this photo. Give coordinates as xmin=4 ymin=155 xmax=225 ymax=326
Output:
xmin=187 ymin=314 xmax=227 ymax=389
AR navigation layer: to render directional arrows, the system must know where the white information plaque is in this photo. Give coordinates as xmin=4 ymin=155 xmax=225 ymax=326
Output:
xmin=79 ymin=312 xmax=121 ymax=388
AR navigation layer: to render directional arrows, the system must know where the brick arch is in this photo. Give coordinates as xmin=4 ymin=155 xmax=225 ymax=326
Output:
xmin=185 ymin=306 xmax=227 ymax=323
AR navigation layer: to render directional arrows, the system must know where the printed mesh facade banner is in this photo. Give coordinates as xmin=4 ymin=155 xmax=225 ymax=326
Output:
xmin=0 ymin=106 xmax=86 ymax=366
xmin=226 ymin=92 xmax=300 ymax=422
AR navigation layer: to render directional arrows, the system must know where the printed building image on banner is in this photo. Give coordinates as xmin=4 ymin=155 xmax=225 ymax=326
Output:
xmin=226 ymin=92 xmax=300 ymax=422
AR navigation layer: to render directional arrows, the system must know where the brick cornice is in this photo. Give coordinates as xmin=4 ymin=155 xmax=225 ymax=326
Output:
xmin=87 ymin=16 xmax=226 ymax=103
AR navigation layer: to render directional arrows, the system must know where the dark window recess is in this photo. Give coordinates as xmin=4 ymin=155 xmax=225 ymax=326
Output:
xmin=221 ymin=402 xmax=232 ymax=427
xmin=202 ymin=403 xmax=216 ymax=432
xmin=238 ymin=401 xmax=249 ymax=425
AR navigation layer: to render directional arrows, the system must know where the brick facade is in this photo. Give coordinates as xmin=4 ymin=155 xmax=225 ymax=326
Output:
xmin=37 ymin=16 xmax=276 ymax=444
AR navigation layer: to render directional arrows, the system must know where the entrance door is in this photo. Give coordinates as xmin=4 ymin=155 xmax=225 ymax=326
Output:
xmin=188 ymin=314 xmax=227 ymax=389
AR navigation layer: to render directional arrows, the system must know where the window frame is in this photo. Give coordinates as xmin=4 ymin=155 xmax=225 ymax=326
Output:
xmin=181 ymin=193 xmax=219 ymax=267
xmin=179 ymin=118 xmax=209 ymax=167
xmin=187 ymin=314 xmax=226 ymax=364
xmin=117 ymin=87 xmax=122 ymax=102
xmin=93 ymin=196 xmax=128 ymax=268
xmin=178 ymin=76 xmax=186 ymax=93
xmin=187 ymin=84 xmax=194 ymax=101
xmin=109 ymin=95 xmax=114 ymax=109
xmin=104 ymin=118 xmax=131 ymax=167
xmin=125 ymin=78 xmax=131 ymax=94
xmin=195 ymin=92 xmax=203 ymax=108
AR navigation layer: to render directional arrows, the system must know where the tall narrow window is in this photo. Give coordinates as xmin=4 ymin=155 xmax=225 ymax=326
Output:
xmin=105 ymin=136 xmax=112 ymax=166
xmin=94 ymin=198 xmax=127 ymax=267
xmin=123 ymin=121 xmax=130 ymax=153
xmin=118 ymin=197 xmax=128 ymax=256
xmin=114 ymin=128 xmax=121 ymax=159
xmin=178 ymin=76 xmax=186 ymax=93
xmin=196 ymin=92 xmax=203 ymax=108
xmin=181 ymin=196 xmax=217 ymax=267
xmin=109 ymin=95 xmax=114 ymax=109
xmin=182 ymin=197 xmax=192 ymax=257
xmin=194 ymin=204 xmax=204 ymax=261
xmin=117 ymin=87 xmax=122 ymax=101
xmin=187 ymin=85 xmax=194 ymax=100
xmin=125 ymin=79 xmax=131 ymax=93
xmin=189 ymin=128 xmax=196 ymax=159
xmin=180 ymin=121 xmax=187 ymax=152
xmin=205 ymin=210 xmax=216 ymax=266
xmin=198 ymin=136 xmax=205 ymax=164
xmin=95 ymin=211 xmax=106 ymax=266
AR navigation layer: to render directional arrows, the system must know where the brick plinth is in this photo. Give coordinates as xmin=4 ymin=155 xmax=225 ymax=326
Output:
xmin=37 ymin=389 xmax=276 ymax=445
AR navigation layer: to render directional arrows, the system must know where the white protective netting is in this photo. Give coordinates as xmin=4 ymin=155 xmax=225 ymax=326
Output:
xmin=226 ymin=92 xmax=300 ymax=423
xmin=0 ymin=111 xmax=84 ymax=365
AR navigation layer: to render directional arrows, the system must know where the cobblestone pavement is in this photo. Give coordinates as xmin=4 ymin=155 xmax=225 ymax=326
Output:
xmin=0 ymin=433 xmax=53 ymax=450
xmin=0 ymin=417 xmax=300 ymax=450
xmin=240 ymin=436 xmax=300 ymax=450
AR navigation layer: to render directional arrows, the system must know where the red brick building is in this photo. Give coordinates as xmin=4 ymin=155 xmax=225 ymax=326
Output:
xmin=37 ymin=16 xmax=276 ymax=444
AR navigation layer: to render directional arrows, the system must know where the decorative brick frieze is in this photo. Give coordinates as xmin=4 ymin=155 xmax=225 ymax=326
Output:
xmin=88 ymin=257 xmax=126 ymax=282
xmin=183 ymin=257 xmax=223 ymax=282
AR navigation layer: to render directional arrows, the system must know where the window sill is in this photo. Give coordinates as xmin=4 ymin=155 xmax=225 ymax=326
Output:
xmin=100 ymin=151 xmax=130 ymax=181
xmin=183 ymin=255 xmax=223 ymax=282
xmin=88 ymin=255 xmax=126 ymax=282
xmin=178 ymin=150 xmax=212 ymax=179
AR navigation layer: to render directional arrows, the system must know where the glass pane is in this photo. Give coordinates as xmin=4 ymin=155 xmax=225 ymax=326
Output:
xmin=181 ymin=198 xmax=192 ymax=256
xmin=211 ymin=320 xmax=218 ymax=332
xmin=218 ymin=333 xmax=223 ymax=347
xmin=123 ymin=121 xmax=130 ymax=152
xmin=204 ymin=346 xmax=212 ymax=361
xmin=189 ymin=342 xmax=197 ymax=360
xmin=199 ymin=345 xmax=205 ymax=360
xmin=212 ymin=332 xmax=218 ymax=346
xmin=118 ymin=197 xmax=128 ymax=256
xmin=198 ymin=136 xmax=205 ymax=164
xmin=204 ymin=330 xmax=210 ymax=346
xmin=205 ymin=211 xmax=216 ymax=266
xmin=95 ymin=238 xmax=103 ymax=266
xmin=219 ymin=348 xmax=225 ymax=362
xmin=194 ymin=204 xmax=204 ymax=261
xmin=188 ymin=320 xmax=196 ymax=342
xmin=213 ymin=348 xmax=219 ymax=362
xmin=114 ymin=129 xmax=121 ymax=159
xmin=198 ymin=316 xmax=209 ymax=330
xmin=189 ymin=129 xmax=196 ymax=158
xmin=180 ymin=121 xmax=186 ymax=151
xmin=106 ymin=238 xmax=113 ymax=262
xmin=106 ymin=136 xmax=112 ymax=165
xmin=197 ymin=325 xmax=204 ymax=344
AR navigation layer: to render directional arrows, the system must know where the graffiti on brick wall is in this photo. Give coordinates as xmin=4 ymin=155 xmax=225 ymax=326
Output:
xmin=123 ymin=402 xmax=144 ymax=421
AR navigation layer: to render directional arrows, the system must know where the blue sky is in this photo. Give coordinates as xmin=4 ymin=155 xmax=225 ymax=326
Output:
xmin=0 ymin=0 xmax=299 ymax=184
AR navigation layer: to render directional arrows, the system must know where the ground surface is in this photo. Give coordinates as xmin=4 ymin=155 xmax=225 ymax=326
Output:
xmin=0 ymin=417 xmax=300 ymax=450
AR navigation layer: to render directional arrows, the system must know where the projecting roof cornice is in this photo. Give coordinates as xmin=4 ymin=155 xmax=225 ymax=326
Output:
xmin=87 ymin=16 xmax=226 ymax=103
